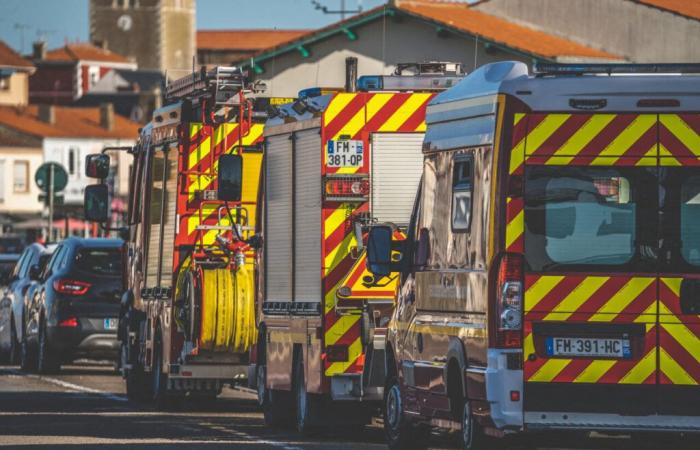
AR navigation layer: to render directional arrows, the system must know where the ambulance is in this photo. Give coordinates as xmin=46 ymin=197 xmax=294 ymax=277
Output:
xmin=365 ymin=61 xmax=700 ymax=449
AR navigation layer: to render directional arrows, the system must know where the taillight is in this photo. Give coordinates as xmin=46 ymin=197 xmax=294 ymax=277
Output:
xmin=58 ymin=317 xmax=79 ymax=327
xmin=323 ymin=175 xmax=369 ymax=202
xmin=495 ymin=253 xmax=523 ymax=349
xmin=53 ymin=279 xmax=91 ymax=296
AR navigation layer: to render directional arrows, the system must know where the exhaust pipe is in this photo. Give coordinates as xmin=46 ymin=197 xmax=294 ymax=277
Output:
xmin=345 ymin=57 xmax=358 ymax=93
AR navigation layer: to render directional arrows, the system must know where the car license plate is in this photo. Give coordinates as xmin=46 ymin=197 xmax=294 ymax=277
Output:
xmin=546 ymin=337 xmax=631 ymax=359
xmin=103 ymin=318 xmax=118 ymax=331
xmin=327 ymin=140 xmax=364 ymax=167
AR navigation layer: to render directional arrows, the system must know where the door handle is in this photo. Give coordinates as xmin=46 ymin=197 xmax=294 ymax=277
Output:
xmin=416 ymin=332 xmax=424 ymax=353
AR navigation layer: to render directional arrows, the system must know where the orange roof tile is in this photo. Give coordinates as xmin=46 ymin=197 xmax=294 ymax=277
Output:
xmin=635 ymin=0 xmax=700 ymax=21
xmin=0 ymin=105 xmax=140 ymax=139
xmin=397 ymin=1 xmax=619 ymax=60
xmin=197 ymin=30 xmax=312 ymax=51
xmin=0 ymin=40 xmax=34 ymax=70
xmin=44 ymin=44 xmax=132 ymax=64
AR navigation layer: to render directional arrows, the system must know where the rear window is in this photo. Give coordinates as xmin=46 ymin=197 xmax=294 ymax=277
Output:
xmin=74 ymin=248 xmax=122 ymax=276
xmin=525 ymin=166 xmax=657 ymax=272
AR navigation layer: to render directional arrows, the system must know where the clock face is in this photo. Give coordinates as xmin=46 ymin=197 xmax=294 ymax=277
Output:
xmin=117 ymin=14 xmax=133 ymax=31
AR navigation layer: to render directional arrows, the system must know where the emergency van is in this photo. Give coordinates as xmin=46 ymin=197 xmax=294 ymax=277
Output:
xmin=365 ymin=61 xmax=700 ymax=449
xmin=254 ymin=61 xmax=464 ymax=432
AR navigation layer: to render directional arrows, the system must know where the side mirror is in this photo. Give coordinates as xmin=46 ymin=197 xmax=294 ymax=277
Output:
xmin=218 ymin=154 xmax=243 ymax=202
xmin=29 ymin=264 xmax=41 ymax=281
xmin=367 ymin=225 xmax=399 ymax=277
xmin=85 ymin=154 xmax=110 ymax=179
xmin=84 ymin=184 xmax=110 ymax=223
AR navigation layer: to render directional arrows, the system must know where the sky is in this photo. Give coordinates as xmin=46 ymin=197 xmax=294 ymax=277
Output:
xmin=0 ymin=0 xmax=384 ymax=54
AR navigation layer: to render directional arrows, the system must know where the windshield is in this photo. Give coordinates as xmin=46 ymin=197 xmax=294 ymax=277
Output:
xmin=74 ymin=248 xmax=122 ymax=276
xmin=525 ymin=166 xmax=658 ymax=272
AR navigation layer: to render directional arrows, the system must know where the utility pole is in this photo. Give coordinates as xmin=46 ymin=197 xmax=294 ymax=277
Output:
xmin=48 ymin=164 xmax=54 ymax=242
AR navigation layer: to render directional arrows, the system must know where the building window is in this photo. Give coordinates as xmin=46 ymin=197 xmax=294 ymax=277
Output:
xmin=0 ymin=76 xmax=9 ymax=91
xmin=13 ymin=161 xmax=29 ymax=193
xmin=88 ymin=66 xmax=100 ymax=89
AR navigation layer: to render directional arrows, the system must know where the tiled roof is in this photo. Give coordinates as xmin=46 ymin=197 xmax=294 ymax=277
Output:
xmin=197 ymin=30 xmax=312 ymax=51
xmin=397 ymin=1 xmax=619 ymax=60
xmin=635 ymin=0 xmax=700 ymax=21
xmin=0 ymin=41 xmax=34 ymax=70
xmin=43 ymin=44 xmax=132 ymax=64
xmin=0 ymin=105 xmax=140 ymax=139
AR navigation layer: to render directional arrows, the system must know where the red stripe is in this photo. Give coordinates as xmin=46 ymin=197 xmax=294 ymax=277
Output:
xmin=551 ymin=359 xmax=592 ymax=383
xmin=659 ymin=282 xmax=682 ymax=316
xmin=567 ymin=277 xmax=631 ymax=321
xmin=660 ymin=122 xmax=697 ymax=159
xmin=680 ymin=114 xmax=700 ymax=137
xmin=506 ymin=197 xmax=523 ymax=223
xmin=511 ymin=115 xmax=531 ymax=148
xmin=507 ymin=234 xmax=524 ymax=253
xmin=397 ymin=96 xmax=431 ymax=132
xmin=660 ymin=327 xmax=700 ymax=384
xmin=528 ymin=114 xmax=592 ymax=156
xmin=598 ymin=328 xmax=656 ymax=384
xmin=524 ymin=275 xmax=587 ymax=315
xmin=362 ymin=94 xmax=410 ymax=134
xmin=570 ymin=114 xmax=638 ymax=161
xmin=344 ymin=257 xmax=368 ymax=290
xmin=324 ymin=94 xmax=368 ymax=140
xmin=621 ymin=125 xmax=657 ymax=159
xmin=610 ymin=283 xmax=657 ymax=322
xmin=325 ymin=222 xmax=351 ymax=257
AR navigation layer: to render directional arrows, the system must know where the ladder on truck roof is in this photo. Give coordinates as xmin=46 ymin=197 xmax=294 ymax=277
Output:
xmin=165 ymin=66 xmax=265 ymax=105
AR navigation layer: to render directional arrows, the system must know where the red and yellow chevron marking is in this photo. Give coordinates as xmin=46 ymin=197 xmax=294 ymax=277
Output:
xmin=505 ymin=197 xmax=523 ymax=253
xmin=510 ymin=113 xmax=658 ymax=170
xmin=659 ymin=114 xmax=700 ymax=166
xmin=524 ymin=275 xmax=658 ymax=385
xmin=658 ymin=277 xmax=700 ymax=385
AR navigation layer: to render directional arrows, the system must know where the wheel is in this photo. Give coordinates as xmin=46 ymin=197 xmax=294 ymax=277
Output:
xmin=256 ymin=363 xmax=266 ymax=407
xmin=37 ymin=319 xmax=60 ymax=374
xmin=384 ymin=376 xmax=429 ymax=450
xmin=460 ymin=398 xmax=489 ymax=450
xmin=262 ymin=365 xmax=294 ymax=427
xmin=294 ymin=357 xmax=320 ymax=435
xmin=122 ymin=342 xmax=150 ymax=402
xmin=9 ymin=315 xmax=19 ymax=365
xmin=151 ymin=332 xmax=181 ymax=410
xmin=19 ymin=322 xmax=36 ymax=372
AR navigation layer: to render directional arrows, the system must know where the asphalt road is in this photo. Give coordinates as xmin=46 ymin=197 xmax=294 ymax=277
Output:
xmin=0 ymin=363 xmax=696 ymax=449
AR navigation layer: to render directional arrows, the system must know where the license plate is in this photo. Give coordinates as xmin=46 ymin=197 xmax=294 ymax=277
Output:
xmin=327 ymin=140 xmax=364 ymax=167
xmin=546 ymin=337 xmax=631 ymax=359
xmin=103 ymin=318 xmax=118 ymax=330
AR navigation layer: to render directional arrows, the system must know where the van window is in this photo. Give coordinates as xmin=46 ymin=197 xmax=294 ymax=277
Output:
xmin=680 ymin=175 xmax=700 ymax=266
xmin=452 ymin=156 xmax=473 ymax=232
xmin=525 ymin=166 xmax=657 ymax=272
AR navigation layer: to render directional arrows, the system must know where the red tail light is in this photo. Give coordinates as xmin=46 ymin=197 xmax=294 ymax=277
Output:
xmin=53 ymin=279 xmax=91 ymax=296
xmin=58 ymin=317 xmax=78 ymax=327
xmin=494 ymin=253 xmax=523 ymax=349
xmin=323 ymin=176 xmax=369 ymax=202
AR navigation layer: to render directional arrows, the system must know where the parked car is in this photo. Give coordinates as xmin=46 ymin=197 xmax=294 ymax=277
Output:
xmin=0 ymin=236 xmax=24 ymax=254
xmin=26 ymin=237 xmax=123 ymax=373
xmin=0 ymin=244 xmax=48 ymax=364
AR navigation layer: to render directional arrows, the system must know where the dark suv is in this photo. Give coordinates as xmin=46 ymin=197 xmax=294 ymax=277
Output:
xmin=28 ymin=237 xmax=123 ymax=373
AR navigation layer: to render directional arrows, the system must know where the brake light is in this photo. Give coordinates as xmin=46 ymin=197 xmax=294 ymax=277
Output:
xmin=325 ymin=344 xmax=349 ymax=362
xmin=495 ymin=253 xmax=523 ymax=348
xmin=58 ymin=317 xmax=78 ymax=327
xmin=53 ymin=279 xmax=91 ymax=296
xmin=323 ymin=176 xmax=369 ymax=202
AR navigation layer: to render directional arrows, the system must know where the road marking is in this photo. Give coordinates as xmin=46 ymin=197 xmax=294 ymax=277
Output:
xmin=6 ymin=369 xmax=128 ymax=403
xmin=200 ymin=421 xmax=304 ymax=450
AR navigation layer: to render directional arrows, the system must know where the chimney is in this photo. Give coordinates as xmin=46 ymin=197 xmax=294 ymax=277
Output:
xmin=93 ymin=39 xmax=108 ymax=50
xmin=32 ymin=41 xmax=46 ymax=60
xmin=100 ymin=103 xmax=114 ymax=131
xmin=38 ymin=104 xmax=55 ymax=124
xmin=345 ymin=57 xmax=358 ymax=93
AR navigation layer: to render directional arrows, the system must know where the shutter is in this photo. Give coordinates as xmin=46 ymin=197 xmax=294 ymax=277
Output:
xmin=159 ymin=148 xmax=178 ymax=288
xmin=265 ymin=134 xmax=293 ymax=302
xmin=145 ymin=150 xmax=164 ymax=287
xmin=294 ymin=128 xmax=322 ymax=303
xmin=371 ymin=133 xmax=425 ymax=225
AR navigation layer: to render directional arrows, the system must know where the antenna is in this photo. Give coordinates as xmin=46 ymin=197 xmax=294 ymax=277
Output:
xmin=13 ymin=23 xmax=31 ymax=54
xmin=310 ymin=0 xmax=362 ymax=20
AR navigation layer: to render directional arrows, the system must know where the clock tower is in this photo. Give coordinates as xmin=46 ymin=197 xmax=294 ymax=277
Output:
xmin=89 ymin=0 xmax=195 ymax=74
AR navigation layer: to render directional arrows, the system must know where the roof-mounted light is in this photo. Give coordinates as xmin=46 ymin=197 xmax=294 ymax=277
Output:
xmin=534 ymin=63 xmax=700 ymax=76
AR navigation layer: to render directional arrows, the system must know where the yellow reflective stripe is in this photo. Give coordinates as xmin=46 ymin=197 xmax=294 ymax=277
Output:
xmin=188 ymin=136 xmax=211 ymax=170
xmin=588 ymin=278 xmax=655 ymax=322
xmin=573 ymin=360 xmax=617 ymax=383
xmin=524 ymin=276 xmax=565 ymax=311
xmin=325 ymin=315 xmax=358 ymax=346
xmin=513 ymin=112 xmax=525 ymax=126
xmin=505 ymin=205 xmax=523 ymax=249
xmin=529 ymin=359 xmax=571 ymax=382
xmin=326 ymin=338 xmax=363 ymax=375
xmin=324 ymin=233 xmax=356 ymax=273
xmin=619 ymin=349 xmax=656 ymax=384
xmin=414 ymin=121 xmax=427 ymax=132
xmin=509 ymin=139 xmax=525 ymax=174
xmin=543 ymin=276 xmax=609 ymax=321
xmin=324 ymin=206 xmax=348 ymax=240
xmin=591 ymin=115 xmax=656 ymax=163
xmin=661 ymin=277 xmax=682 ymax=297
xmin=190 ymin=123 xmax=203 ymax=138
xmin=662 ymin=324 xmax=700 ymax=364
xmin=324 ymin=93 xmax=356 ymax=127
xmin=378 ymin=93 xmax=432 ymax=132
xmin=523 ymin=332 xmax=535 ymax=361
xmin=660 ymin=348 xmax=697 ymax=385
xmin=524 ymin=114 xmax=571 ymax=155
xmin=661 ymin=114 xmax=700 ymax=156
xmin=547 ymin=114 xmax=616 ymax=164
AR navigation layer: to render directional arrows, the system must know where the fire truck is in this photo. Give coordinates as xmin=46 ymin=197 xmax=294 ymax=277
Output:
xmin=253 ymin=60 xmax=465 ymax=432
xmin=84 ymin=67 xmax=267 ymax=407
xmin=364 ymin=61 xmax=700 ymax=449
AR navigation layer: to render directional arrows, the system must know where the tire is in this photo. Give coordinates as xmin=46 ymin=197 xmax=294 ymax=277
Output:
xmin=122 ymin=342 xmax=150 ymax=402
xmin=460 ymin=398 xmax=489 ymax=450
xmin=19 ymin=322 xmax=36 ymax=372
xmin=261 ymin=364 xmax=293 ymax=428
xmin=151 ymin=331 xmax=180 ymax=410
xmin=294 ymin=357 xmax=319 ymax=435
xmin=9 ymin=315 xmax=19 ymax=365
xmin=37 ymin=319 xmax=60 ymax=374
xmin=384 ymin=376 xmax=429 ymax=450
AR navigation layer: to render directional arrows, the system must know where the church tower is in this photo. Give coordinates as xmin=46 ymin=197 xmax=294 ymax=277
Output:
xmin=89 ymin=0 xmax=195 ymax=75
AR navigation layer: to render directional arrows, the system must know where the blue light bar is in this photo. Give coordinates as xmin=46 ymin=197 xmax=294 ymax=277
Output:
xmin=299 ymin=87 xmax=322 ymax=98
xmin=534 ymin=63 xmax=700 ymax=76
